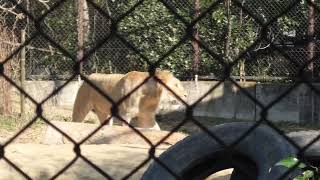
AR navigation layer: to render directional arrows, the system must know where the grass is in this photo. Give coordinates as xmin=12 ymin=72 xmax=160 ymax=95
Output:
xmin=0 ymin=114 xmax=48 ymax=143
xmin=0 ymin=114 xmax=46 ymax=132
xmin=0 ymin=115 xmax=19 ymax=131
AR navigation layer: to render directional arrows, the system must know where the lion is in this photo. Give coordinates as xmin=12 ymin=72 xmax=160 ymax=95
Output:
xmin=72 ymin=70 xmax=187 ymax=130
xmin=72 ymin=73 xmax=124 ymax=125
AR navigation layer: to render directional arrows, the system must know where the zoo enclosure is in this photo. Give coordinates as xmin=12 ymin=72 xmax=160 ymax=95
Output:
xmin=0 ymin=0 xmax=320 ymax=179
xmin=1 ymin=0 xmax=320 ymax=81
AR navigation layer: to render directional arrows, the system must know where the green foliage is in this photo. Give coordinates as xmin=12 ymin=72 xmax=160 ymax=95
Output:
xmin=294 ymin=171 xmax=316 ymax=180
xmin=274 ymin=156 xmax=318 ymax=180
xmin=27 ymin=0 xmax=77 ymax=77
xmin=117 ymin=0 xmax=258 ymax=77
xmin=118 ymin=0 xmax=190 ymax=77
xmin=22 ymin=0 xmax=319 ymax=78
xmin=275 ymin=157 xmax=306 ymax=169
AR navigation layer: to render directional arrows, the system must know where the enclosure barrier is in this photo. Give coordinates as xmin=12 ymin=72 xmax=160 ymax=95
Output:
xmin=0 ymin=0 xmax=320 ymax=179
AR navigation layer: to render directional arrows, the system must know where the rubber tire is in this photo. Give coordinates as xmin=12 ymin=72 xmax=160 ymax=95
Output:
xmin=142 ymin=122 xmax=299 ymax=180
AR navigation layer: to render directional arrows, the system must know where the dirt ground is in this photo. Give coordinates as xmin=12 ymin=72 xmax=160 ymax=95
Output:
xmin=0 ymin=122 xmax=46 ymax=144
xmin=0 ymin=120 xmax=232 ymax=180
xmin=0 ymin=143 xmax=164 ymax=180
xmin=0 ymin=117 xmax=235 ymax=180
xmin=1 ymin=115 xmax=319 ymax=180
xmin=1 ymin=114 xmax=319 ymax=144
xmin=0 ymin=143 xmax=233 ymax=180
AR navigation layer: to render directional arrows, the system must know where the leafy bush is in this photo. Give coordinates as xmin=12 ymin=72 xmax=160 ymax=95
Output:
xmin=274 ymin=157 xmax=318 ymax=180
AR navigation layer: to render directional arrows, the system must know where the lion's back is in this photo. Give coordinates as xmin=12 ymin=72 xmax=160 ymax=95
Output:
xmin=87 ymin=73 xmax=124 ymax=91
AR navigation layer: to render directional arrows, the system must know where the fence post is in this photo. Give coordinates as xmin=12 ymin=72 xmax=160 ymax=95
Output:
xmin=238 ymin=1 xmax=246 ymax=82
xmin=20 ymin=30 xmax=26 ymax=121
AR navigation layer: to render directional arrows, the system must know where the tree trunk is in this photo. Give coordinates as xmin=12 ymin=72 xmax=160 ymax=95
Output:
xmin=0 ymin=28 xmax=13 ymax=116
xmin=307 ymin=0 xmax=315 ymax=78
xmin=224 ymin=0 xmax=232 ymax=61
xmin=0 ymin=64 xmax=12 ymax=116
xmin=76 ymin=0 xmax=89 ymax=75
xmin=192 ymin=0 xmax=201 ymax=77
xmin=307 ymin=0 xmax=317 ymax=123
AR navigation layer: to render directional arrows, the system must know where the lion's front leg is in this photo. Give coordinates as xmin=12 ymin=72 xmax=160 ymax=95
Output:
xmin=108 ymin=117 xmax=114 ymax=126
xmin=119 ymin=113 xmax=133 ymax=127
xmin=135 ymin=112 xmax=161 ymax=130
xmin=148 ymin=122 xmax=161 ymax=131
xmin=154 ymin=123 xmax=161 ymax=130
xmin=136 ymin=96 xmax=161 ymax=130
xmin=118 ymin=102 xmax=137 ymax=127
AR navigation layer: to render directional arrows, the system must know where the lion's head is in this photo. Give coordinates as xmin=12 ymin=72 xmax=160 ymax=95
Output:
xmin=155 ymin=70 xmax=187 ymax=101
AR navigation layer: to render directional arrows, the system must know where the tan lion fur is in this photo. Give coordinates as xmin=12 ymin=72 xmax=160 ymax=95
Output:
xmin=72 ymin=70 xmax=187 ymax=130
xmin=72 ymin=73 xmax=124 ymax=125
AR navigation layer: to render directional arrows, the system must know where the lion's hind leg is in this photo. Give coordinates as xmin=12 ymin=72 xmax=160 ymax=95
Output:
xmin=72 ymin=105 xmax=92 ymax=123
xmin=94 ymin=108 xmax=113 ymax=126
xmin=72 ymin=83 xmax=93 ymax=123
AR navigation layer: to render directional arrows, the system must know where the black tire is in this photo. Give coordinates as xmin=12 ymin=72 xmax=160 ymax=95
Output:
xmin=142 ymin=122 xmax=299 ymax=180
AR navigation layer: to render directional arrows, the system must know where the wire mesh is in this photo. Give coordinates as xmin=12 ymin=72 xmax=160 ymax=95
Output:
xmin=1 ymin=0 xmax=319 ymax=80
xmin=0 ymin=0 xmax=320 ymax=179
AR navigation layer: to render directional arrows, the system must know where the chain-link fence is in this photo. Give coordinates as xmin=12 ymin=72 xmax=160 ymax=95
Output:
xmin=1 ymin=0 xmax=319 ymax=81
xmin=1 ymin=0 xmax=320 ymax=179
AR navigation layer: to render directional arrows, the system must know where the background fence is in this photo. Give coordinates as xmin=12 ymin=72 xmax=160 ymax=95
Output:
xmin=0 ymin=0 xmax=320 ymax=179
xmin=0 ymin=0 xmax=319 ymax=81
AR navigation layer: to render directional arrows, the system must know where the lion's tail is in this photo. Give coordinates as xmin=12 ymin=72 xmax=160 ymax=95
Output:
xmin=72 ymin=82 xmax=93 ymax=122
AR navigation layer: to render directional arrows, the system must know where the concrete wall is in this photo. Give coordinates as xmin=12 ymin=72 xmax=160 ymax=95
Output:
xmin=11 ymin=80 xmax=320 ymax=123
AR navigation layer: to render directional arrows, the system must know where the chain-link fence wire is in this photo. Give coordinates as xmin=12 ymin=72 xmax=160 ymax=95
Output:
xmin=242 ymin=0 xmax=320 ymax=79
xmin=1 ymin=0 xmax=319 ymax=80
xmin=0 ymin=0 xmax=320 ymax=179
